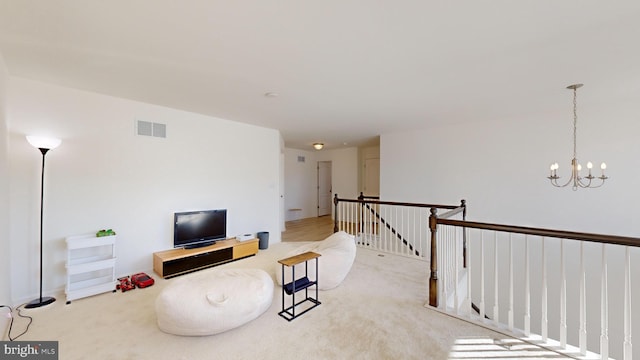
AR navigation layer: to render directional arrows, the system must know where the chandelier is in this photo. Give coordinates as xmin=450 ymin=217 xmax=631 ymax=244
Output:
xmin=548 ymin=84 xmax=607 ymax=190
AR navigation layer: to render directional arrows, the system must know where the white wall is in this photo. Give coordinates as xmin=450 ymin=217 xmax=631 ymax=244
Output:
xmin=0 ymin=53 xmax=11 ymax=306
xmin=284 ymin=147 xmax=358 ymax=222
xmin=380 ymin=105 xmax=640 ymax=359
xmin=317 ymin=147 xmax=359 ymax=202
xmin=8 ymin=78 xmax=281 ymax=304
xmin=381 ymin=109 xmax=640 ymax=235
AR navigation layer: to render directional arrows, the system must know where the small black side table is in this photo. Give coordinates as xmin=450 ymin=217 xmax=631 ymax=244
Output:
xmin=278 ymin=251 xmax=321 ymax=321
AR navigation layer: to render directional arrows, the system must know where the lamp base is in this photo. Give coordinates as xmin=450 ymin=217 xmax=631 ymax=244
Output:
xmin=25 ymin=296 xmax=56 ymax=309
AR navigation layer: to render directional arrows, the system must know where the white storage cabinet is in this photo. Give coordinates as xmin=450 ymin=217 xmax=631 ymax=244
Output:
xmin=65 ymin=234 xmax=117 ymax=304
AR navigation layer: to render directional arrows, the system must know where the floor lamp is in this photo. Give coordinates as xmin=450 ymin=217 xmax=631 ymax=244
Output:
xmin=25 ymin=135 xmax=61 ymax=309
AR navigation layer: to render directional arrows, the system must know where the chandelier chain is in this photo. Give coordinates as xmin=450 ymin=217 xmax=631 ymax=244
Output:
xmin=572 ymin=86 xmax=577 ymax=159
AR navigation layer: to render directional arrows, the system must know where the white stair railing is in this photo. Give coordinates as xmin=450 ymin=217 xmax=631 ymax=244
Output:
xmin=333 ymin=195 xmax=465 ymax=262
xmin=431 ymin=217 xmax=639 ymax=360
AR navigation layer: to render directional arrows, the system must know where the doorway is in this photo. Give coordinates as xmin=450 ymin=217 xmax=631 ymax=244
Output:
xmin=317 ymin=161 xmax=332 ymax=216
xmin=364 ymin=158 xmax=380 ymax=196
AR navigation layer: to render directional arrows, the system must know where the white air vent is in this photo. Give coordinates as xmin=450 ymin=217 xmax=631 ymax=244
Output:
xmin=136 ymin=120 xmax=166 ymax=138
xmin=297 ymin=156 xmax=305 ymax=163
xmin=152 ymin=123 xmax=166 ymax=138
xmin=137 ymin=120 xmax=153 ymax=136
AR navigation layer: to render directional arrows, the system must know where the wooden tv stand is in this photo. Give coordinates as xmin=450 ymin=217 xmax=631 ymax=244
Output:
xmin=153 ymin=238 xmax=259 ymax=278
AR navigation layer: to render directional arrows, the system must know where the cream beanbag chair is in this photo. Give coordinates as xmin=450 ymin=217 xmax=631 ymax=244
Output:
xmin=156 ymin=268 xmax=273 ymax=336
xmin=276 ymin=231 xmax=356 ymax=290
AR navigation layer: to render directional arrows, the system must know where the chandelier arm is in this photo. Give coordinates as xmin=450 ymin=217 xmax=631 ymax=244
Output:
xmin=548 ymin=174 xmax=575 ymax=188
xmin=576 ymin=176 xmax=592 ymax=188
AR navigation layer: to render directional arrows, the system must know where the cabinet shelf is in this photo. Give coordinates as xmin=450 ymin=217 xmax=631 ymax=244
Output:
xmin=153 ymin=238 xmax=259 ymax=278
xmin=67 ymin=257 xmax=116 ymax=274
xmin=65 ymin=234 xmax=117 ymax=303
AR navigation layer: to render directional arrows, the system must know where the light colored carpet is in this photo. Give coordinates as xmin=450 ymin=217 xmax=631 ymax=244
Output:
xmin=6 ymin=242 xmax=568 ymax=359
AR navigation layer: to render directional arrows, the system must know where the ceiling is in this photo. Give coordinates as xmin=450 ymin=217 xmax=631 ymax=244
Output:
xmin=1 ymin=1 xmax=639 ymax=150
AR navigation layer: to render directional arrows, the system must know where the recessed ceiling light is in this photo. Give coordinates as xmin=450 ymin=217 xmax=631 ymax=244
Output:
xmin=264 ymin=92 xmax=279 ymax=98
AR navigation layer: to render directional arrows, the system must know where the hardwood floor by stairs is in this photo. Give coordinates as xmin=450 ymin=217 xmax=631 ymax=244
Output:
xmin=281 ymin=215 xmax=334 ymax=242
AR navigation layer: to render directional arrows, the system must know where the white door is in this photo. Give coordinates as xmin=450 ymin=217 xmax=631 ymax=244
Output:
xmin=317 ymin=161 xmax=332 ymax=216
xmin=364 ymin=158 xmax=380 ymax=196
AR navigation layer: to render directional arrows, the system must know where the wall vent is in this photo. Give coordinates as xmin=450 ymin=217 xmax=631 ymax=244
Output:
xmin=136 ymin=120 xmax=167 ymax=138
xmin=297 ymin=156 xmax=305 ymax=163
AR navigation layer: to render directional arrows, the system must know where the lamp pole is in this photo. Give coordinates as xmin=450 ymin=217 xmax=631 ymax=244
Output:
xmin=25 ymin=136 xmax=60 ymax=309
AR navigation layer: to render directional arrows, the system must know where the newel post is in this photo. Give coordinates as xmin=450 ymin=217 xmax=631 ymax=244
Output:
xmin=429 ymin=207 xmax=439 ymax=307
xmin=333 ymin=194 xmax=339 ymax=233
xmin=461 ymin=199 xmax=467 ymax=268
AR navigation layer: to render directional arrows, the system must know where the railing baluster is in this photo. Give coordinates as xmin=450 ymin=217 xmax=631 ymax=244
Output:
xmin=600 ymin=244 xmax=609 ymax=360
xmin=560 ymin=238 xmax=567 ymax=349
xmin=508 ymin=233 xmax=514 ymax=331
xmin=349 ymin=202 xmax=353 ymax=234
xmin=624 ymin=246 xmax=632 ymax=360
xmin=419 ymin=208 xmax=423 ymax=257
xmin=454 ymin=225 xmax=459 ymax=314
xmin=467 ymin=227 xmax=472 ymax=316
xmin=480 ymin=231 xmax=485 ymax=321
xmin=525 ymin=234 xmax=531 ymax=337
xmin=493 ymin=231 xmax=499 ymax=325
xmin=395 ymin=207 xmax=399 ymax=254
xmin=343 ymin=202 xmax=347 ymax=233
xmin=382 ymin=205 xmax=387 ymax=252
xmin=347 ymin=202 xmax=351 ymax=233
xmin=542 ymin=237 xmax=548 ymax=342
xmin=441 ymin=227 xmax=448 ymax=310
xmin=580 ymin=241 xmax=587 ymax=355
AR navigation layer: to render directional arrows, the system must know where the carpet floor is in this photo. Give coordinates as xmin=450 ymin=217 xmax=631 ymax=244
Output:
xmin=7 ymin=242 xmax=569 ymax=359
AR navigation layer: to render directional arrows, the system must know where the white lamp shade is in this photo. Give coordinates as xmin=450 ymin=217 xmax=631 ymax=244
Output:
xmin=313 ymin=143 xmax=324 ymax=150
xmin=26 ymin=136 xmax=62 ymax=150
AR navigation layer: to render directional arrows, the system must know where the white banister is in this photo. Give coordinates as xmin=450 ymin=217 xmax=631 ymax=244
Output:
xmin=493 ymin=232 xmax=499 ymax=326
xmin=624 ymin=246 xmax=632 ymax=360
xmin=441 ymin=226 xmax=448 ymax=310
xmin=334 ymin=196 xmax=639 ymax=360
xmin=480 ymin=232 xmax=485 ymax=321
xmin=525 ymin=235 xmax=531 ymax=337
xmin=600 ymin=244 xmax=609 ymax=360
xmin=466 ymin=227 xmax=472 ymax=316
xmin=580 ymin=241 xmax=587 ymax=355
xmin=560 ymin=239 xmax=567 ymax=349
xmin=454 ymin=226 xmax=459 ymax=315
xmin=541 ymin=237 xmax=548 ymax=342
xmin=508 ymin=234 xmax=514 ymax=331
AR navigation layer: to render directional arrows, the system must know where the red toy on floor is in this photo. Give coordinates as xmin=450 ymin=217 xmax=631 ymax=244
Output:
xmin=116 ymin=276 xmax=135 ymax=292
xmin=131 ymin=272 xmax=155 ymax=288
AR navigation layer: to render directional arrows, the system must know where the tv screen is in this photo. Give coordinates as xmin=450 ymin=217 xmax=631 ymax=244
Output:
xmin=174 ymin=209 xmax=227 ymax=249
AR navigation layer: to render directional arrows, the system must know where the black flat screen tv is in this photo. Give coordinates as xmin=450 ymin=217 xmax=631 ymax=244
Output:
xmin=173 ymin=209 xmax=227 ymax=249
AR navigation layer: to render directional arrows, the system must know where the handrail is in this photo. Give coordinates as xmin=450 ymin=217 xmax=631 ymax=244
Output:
xmin=438 ymin=203 xmax=466 ymax=219
xmin=334 ymin=195 xmax=461 ymax=210
xmin=437 ymin=218 xmax=640 ymax=248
